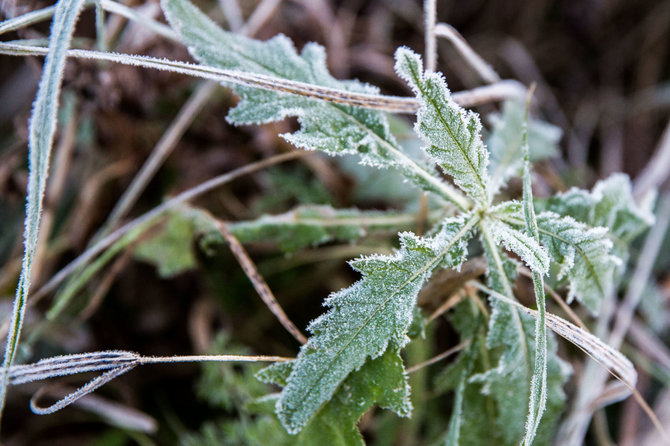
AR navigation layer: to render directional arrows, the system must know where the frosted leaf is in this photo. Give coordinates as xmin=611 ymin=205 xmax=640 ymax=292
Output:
xmin=471 ymin=307 xmax=569 ymax=446
xmin=394 ymin=47 xmax=491 ymax=206
xmin=161 ymin=0 xmax=464 ymax=205
xmin=494 ymin=202 xmax=620 ymax=314
xmin=256 ymin=347 xmax=410 ymax=445
xmin=535 ymin=212 xmax=620 ymax=314
xmin=133 ymin=211 xmax=199 ymax=277
xmin=487 ymin=203 xmax=549 ymax=275
xmin=542 ymin=173 xmax=655 ymax=260
xmin=437 ymin=301 xmax=497 ymax=445
xmin=488 ymin=100 xmax=561 ymax=192
xmin=276 ymin=213 xmax=478 ymax=433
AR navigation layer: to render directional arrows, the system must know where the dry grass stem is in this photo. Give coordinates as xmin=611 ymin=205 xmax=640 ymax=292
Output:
xmin=0 ymin=43 xmax=526 ymax=112
xmin=434 ymin=23 xmax=501 ymax=84
xmin=424 ymin=0 xmax=437 ymax=72
xmin=213 ymin=218 xmax=308 ymax=345
xmin=31 ymin=151 xmax=308 ymax=302
xmin=610 ymin=193 xmax=670 ymax=349
xmin=518 ymin=266 xmax=588 ymax=331
xmin=407 ymin=341 xmax=469 ymax=374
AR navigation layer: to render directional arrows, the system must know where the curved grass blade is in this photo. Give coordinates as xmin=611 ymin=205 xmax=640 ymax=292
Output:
xmin=0 ymin=0 xmax=87 ymax=424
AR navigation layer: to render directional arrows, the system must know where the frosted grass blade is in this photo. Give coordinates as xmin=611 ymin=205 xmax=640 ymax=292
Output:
xmin=0 ymin=0 xmax=87 ymax=424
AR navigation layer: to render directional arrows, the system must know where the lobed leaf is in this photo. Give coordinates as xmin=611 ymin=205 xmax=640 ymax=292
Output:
xmin=541 ymin=173 xmax=655 ymax=260
xmin=535 ymin=212 xmax=620 ymax=314
xmin=486 ymin=202 xmax=549 ymax=275
xmin=495 ymin=206 xmax=620 ymax=315
xmin=276 ymin=213 xmax=478 ymax=433
xmin=161 ymin=0 xmax=468 ymax=208
xmin=394 ymin=47 xmax=490 ymax=206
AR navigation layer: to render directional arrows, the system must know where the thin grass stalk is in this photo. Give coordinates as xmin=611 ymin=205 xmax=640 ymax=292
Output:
xmin=30 ymin=151 xmax=307 ymax=303
xmin=0 ymin=43 xmax=525 ymax=112
xmin=213 ymin=218 xmax=308 ymax=344
xmin=434 ymin=23 xmax=501 ymax=84
xmin=423 ymin=0 xmax=437 ymax=72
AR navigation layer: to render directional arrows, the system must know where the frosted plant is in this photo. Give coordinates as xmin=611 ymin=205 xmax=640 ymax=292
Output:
xmin=0 ymin=0 xmax=659 ymax=444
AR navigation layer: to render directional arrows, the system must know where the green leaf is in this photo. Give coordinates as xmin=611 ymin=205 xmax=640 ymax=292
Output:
xmin=535 ymin=212 xmax=619 ymax=314
xmin=259 ymin=347 xmax=412 ymax=446
xmin=394 ymin=47 xmax=490 ymax=206
xmin=0 ymin=0 xmax=87 ymax=420
xmin=161 ymin=0 xmax=468 ymax=208
xmin=437 ymin=297 xmax=569 ymax=446
xmin=475 ymin=234 xmax=569 ymax=445
xmin=495 ymin=206 xmax=620 ymax=315
xmin=228 ymin=205 xmax=421 ymax=253
xmin=487 ymin=203 xmax=549 ymax=275
xmin=133 ymin=212 xmax=200 ymax=277
xmin=488 ymin=100 xmax=561 ymax=192
xmin=519 ymin=111 xmax=548 ymax=446
xmin=541 ymin=173 xmax=655 ymax=259
xmin=438 ymin=301 xmax=492 ymax=446
xmin=277 ymin=213 xmax=479 ymax=433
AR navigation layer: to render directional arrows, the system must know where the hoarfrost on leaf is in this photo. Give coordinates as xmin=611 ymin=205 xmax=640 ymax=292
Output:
xmin=542 ymin=173 xmax=655 ymax=262
xmin=535 ymin=212 xmax=620 ymax=314
xmin=394 ymin=47 xmax=491 ymax=206
xmin=487 ymin=202 xmax=549 ymax=275
xmin=276 ymin=213 xmax=478 ymax=433
xmin=161 ymin=0 xmax=466 ymax=206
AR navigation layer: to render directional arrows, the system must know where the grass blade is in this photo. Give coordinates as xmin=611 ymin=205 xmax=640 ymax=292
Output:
xmin=0 ymin=0 xmax=87 ymax=425
xmin=519 ymin=91 xmax=548 ymax=446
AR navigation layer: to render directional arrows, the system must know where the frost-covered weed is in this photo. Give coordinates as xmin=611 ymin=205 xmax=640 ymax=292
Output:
xmin=0 ymin=0 xmax=658 ymax=444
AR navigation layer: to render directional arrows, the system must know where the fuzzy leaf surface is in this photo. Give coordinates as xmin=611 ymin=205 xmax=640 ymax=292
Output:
xmin=394 ymin=47 xmax=490 ymax=205
xmin=276 ymin=213 xmax=477 ymax=433
xmin=161 ymin=0 xmax=465 ymax=205
xmin=537 ymin=213 xmax=619 ymax=314
xmin=258 ymin=346 xmax=411 ymax=445
xmin=488 ymin=100 xmax=561 ymax=192
xmin=496 ymin=204 xmax=620 ymax=314
xmin=541 ymin=173 xmax=655 ymax=260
